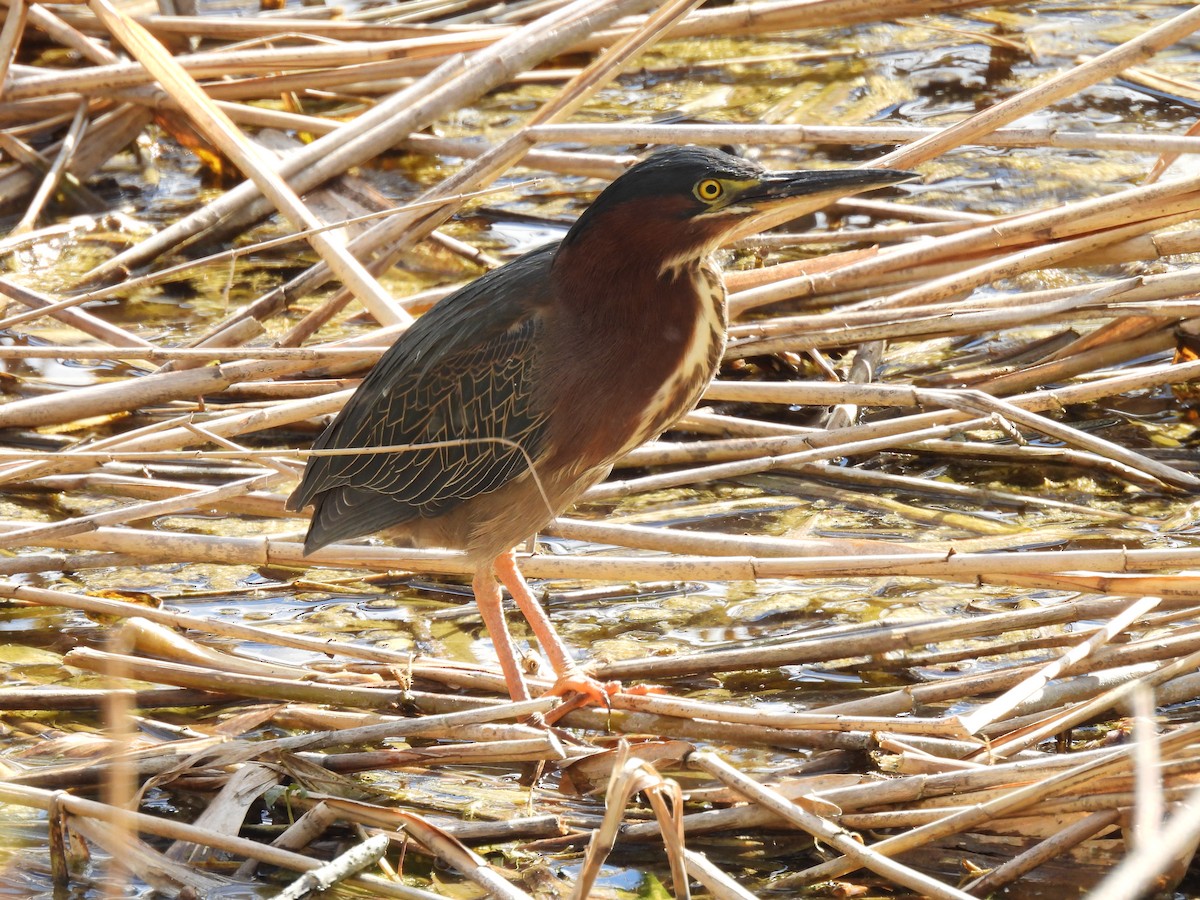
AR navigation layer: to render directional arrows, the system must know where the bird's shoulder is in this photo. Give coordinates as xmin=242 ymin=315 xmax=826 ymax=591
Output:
xmin=311 ymin=242 xmax=560 ymax=451
xmin=397 ymin=241 xmax=558 ymax=362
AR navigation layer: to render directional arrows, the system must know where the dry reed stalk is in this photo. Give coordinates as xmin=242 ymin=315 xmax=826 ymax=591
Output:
xmin=17 ymin=474 xmax=289 ymax=519
xmin=0 ymin=103 xmax=149 ymax=208
xmin=322 ymin=805 xmax=538 ymax=900
xmin=2 ymin=33 xmax=497 ymax=99
xmin=233 ymin=698 xmax=557 ymax=756
xmin=0 ymin=0 xmax=28 ymax=103
xmin=89 ymin=0 xmax=409 ymax=327
xmin=0 ymin=275 xmax=152 ymax=348
xmin=613 ymin=693 xmax=975 ymax=739
xmin=0 ymin=95 xmax=82 ymax=128
xmin=65 ymin=646 xmax=427 ymax=706
xmin=865 ymin=204 xmax=1200 ymax=315
xmin=598 ymin=596 xmax=1177 ymax=682
xmin=0 ymin=783 xmax=434 ymax=899
xmin=776 ymin=734 xmax=1170 ymax=889
xmin=529 ymin=121 xmax=1200 ymax=155
xmin=13 ymin=524 xmax=1200 ymax=587
xmin=1089 ymin=783 xmax=1200 ymax=900
xmin=547 ymin=517 xmax=921 ymax=558
xmin=924 ymin=663 xmax=1167 ymax=726
xmin=0 ymin=472 xmax=281 ymax=547
xmin=22 ymin=2 xmax=118 ymax=65
xmin=0 ymin=551 xmax=141 ymax=576
xmin=38 ymin=179 xmax=527 ymax=315
xmin=966 ymin=329 xmax=1177 ymax=396
xmin=974 ymin=647 xmax=1200 ymax=761
xmin=0 ymin=355 xmax=342 ymax=430
xmin=953 ymin=596 xmax=1162 ymax=736
xmin=1070 ymin=223 xmax=1200 ymax=267
xmin=831 ymin=806 xmax=1105 ymax=831
xmin=909 ymin=441 xmax=1183 ymax=491
xmin=320 ymin=736 xmax=570 ymax=771
xmin=69 ymin=816 xmax=229 ymax=896
xmin=731 ymin=290 xmax=1180 ymax=357
xmin=729 ymin=271 xmax=1141 ymax=350
xmin=0 ymin=686 xmax=228 ymax=713
xmin=586 ymin=413 xmax=1169 ymax=502
xmin=402 ymin=133 xmax=632 ymax=178
xmin=842 ymin=195 xmax=992 ymax=223
xmin=1028 ymin=784 xmax=1200 ymax=823
xmin=0 ymin=580 xmax=460 ymax=669
xmin=81 ymin=0 xmax=650 ymax=286
xmin=799 ymin=746 xmax=1129 ymax=812
xmin=683 ymin=849 xmax=761 ymax=900
xmin=271 ymin=833 xmax=391 ymax=900
xmin=596 ymin=0 xmax=1021 ymax=40
xmin=623 ymin=448 xmax=1136 ymax=522
xmin=904 ymin=633 xmax=1200 ymax=719
xmin=749 ymin=219 xmax=972 ymax=244
xmin=55 ymin=10 xmax=462 ymax=40
xmin=689 ymin=750 xmax=976 ymax=900
xmin=159 ymin=57 xmax=444 ymax=102
xmin=724 ymin=247 xmax=887 ymax=294
xmin=8 ymin=98 xmax=90 ymax=234
xmin=877 ymin=5 xmax=1200 ymax=169
xmin=0 ymin=95 xmax=81 ymax=128
xmin=271 ymin=707 xmax=546 ymax=744
xmin=730 ymin=185 xmax=1200 ymax=319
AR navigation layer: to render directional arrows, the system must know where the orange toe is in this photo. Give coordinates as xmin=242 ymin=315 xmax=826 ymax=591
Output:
xmin=541 ymin=676 xmax=620 ymax=725
xmin=542 ymin=670 xmax=620 ymax=706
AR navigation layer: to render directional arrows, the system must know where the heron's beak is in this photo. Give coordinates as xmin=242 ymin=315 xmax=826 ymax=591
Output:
xmin=713 ymin=167 xmax=918 ymax=242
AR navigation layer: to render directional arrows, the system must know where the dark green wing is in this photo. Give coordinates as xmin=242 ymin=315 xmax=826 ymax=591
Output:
xmin=288 ymin=243 xmax=557 ymax=552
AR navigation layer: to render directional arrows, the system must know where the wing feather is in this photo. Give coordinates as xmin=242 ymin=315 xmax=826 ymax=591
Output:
xmin=288 ymin=244 xmax=557 ymax=551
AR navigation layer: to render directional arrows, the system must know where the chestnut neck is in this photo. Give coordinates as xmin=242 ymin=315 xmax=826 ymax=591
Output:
xmin=553 ymin=202 xmax=718 ymax=325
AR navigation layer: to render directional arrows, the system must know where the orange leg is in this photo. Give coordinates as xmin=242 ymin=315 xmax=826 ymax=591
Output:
xmin=471 ymin=567 xmax=532 ymax=702
xmin=493 ymin=549 xmax=619 ymax=705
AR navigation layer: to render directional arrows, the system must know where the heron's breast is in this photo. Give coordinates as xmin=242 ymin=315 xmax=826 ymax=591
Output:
xmin=622 ymin=261 xmax=727 ymax=453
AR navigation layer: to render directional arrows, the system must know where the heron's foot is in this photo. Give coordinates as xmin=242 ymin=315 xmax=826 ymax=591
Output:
xmin=541 ymin=675 xmax=619 ymax=725
xmin=543 ymin=668 xmax=619 ymax=706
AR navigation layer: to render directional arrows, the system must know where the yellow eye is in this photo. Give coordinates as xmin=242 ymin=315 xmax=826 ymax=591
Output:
xmin=695 ymin=178 xmax=724 ymax=202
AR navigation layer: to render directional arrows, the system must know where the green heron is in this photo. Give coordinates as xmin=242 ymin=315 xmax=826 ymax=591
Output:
xmin=287 ymin=146 xmax=914 ymax=703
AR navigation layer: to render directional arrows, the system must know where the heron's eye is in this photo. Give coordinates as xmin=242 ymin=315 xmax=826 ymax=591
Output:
xmin=694 ymin=179 xmax=724 ymax=203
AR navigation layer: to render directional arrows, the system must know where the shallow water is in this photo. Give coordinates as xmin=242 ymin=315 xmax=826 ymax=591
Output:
xmin=3 ymin=0 xmax=1200 ymax=896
